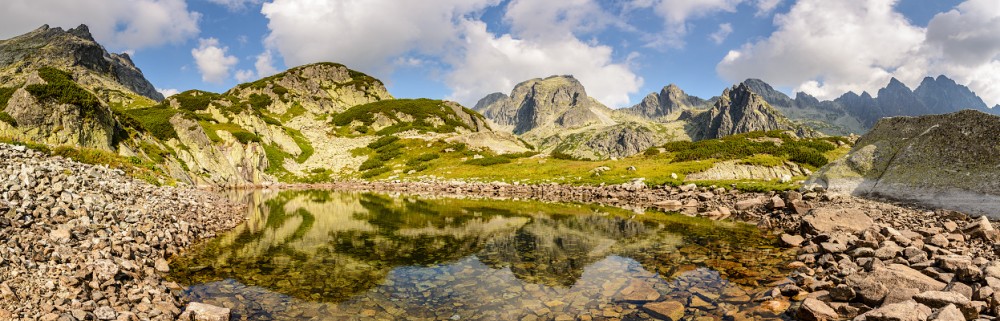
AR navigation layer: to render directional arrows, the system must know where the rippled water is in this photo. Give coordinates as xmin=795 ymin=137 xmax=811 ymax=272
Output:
xmin=169 ymin=190 xmax=794 ymax=320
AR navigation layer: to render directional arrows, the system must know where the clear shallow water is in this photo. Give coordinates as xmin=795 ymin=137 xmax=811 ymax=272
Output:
xmin=169 ymin=190 xmax=793 ymax=320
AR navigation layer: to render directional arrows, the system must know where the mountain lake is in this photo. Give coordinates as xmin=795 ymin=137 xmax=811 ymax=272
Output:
xmin=168 ymin=190 xmax=794 ymax=320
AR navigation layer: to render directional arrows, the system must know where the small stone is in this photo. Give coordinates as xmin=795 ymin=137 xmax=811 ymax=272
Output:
xmin=781 ymin=234 xmax=805 ymax=247
xmin=928 ymin=304 xmax=965 ymax=321
xmin=154 ymin=258 xmax=170 ymax=273
xmin=94 ymin=306 xmax=117 ymax=320
xmin=829 ymin=284 xmax=855 ymax=302
xmin=859 ymin=300 xmax=932 ymax=321
xmin=642 ymin=301 xmax=685 ymax=321
xmin=797 ymin=298 xmax=838 ymax=321
xmin=178 ymin=302 xmax=231 ymax=321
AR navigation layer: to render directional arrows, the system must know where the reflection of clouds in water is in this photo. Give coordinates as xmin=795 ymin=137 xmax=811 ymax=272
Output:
xmin=395 ymin=216 xmax=530 ymax=238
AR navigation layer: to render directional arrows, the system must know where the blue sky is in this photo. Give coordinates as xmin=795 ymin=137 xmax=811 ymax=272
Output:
xmin=4 ymin=0 xmax=998 ymax=107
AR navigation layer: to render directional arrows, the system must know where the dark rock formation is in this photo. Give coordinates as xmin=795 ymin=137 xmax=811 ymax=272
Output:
xmin=623 ymin=84 xmax=707 ymax=120
xmin=689 ymin=83 xmax=817 ymax=140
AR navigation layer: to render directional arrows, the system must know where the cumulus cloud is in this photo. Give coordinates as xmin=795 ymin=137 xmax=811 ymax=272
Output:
xmin=157 ymin=88 xmax=180 ymax=97
xmin=234 ymin=50 xmax=280 ymax=83
xmin=644 ymin=0 xmax=743 ymax=47
xmin=716 ymin=0 xmax=1000 ymax=105
xmin=261 ymin=0 xmax=642 ymax=107
xmin=206 ymin=0 xmax=263 ymax=11
xmin=709 ymin=23 xmax=733 ymax=44
xmin=261 ymin=0 xmax=498 ymax=74
xmin=0 ymin=0 xmax=200 ymax=51
xmin=754 ymin=0 xmax=782 ymax=16
xmin=446 ymin=20 xmax=642 ymax=107
xmin=191 ymin=38 xmax=239 ymax=84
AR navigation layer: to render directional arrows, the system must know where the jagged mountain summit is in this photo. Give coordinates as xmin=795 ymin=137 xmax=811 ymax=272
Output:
xmin=474 ymin=76 xmax=676 ymax=159
xmin=689 ymin=83 xmax=817 ymax=140
xmin=622 ymin=84 xmax=708 ymax=120
xmin=740 ymin=76 xmax=998 ymax=135
xmin=0 ymin=24 xmax=162 ymax=101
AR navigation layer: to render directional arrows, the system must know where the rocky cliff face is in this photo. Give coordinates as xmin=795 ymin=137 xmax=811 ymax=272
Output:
xmin=806 ymin=110 xmax=1000 ymax=217
xmin=689 ymin=83 xmax=817 ymax=140
xmin=623 ymin=84 xmax=707 ymax=120
xmin=0 ymin=25 xmax=163 ymax=101
xmin=474 ymin=76 xmax=673 ymax=159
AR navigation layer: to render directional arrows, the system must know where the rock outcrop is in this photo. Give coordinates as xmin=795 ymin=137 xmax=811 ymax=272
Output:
xmin=688 ymin=83 xmax=818 ymax=140
xmin=623 ymin=84 xmax=707 ymax=120
xmin=0 ymin=24 xmax=162 ymax=101
xmin=806 ymin=110 xmax=1000 ymax=217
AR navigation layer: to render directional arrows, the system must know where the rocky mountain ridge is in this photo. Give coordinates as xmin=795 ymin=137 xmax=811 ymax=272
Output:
xmin=688 ymin=83 xmax=818 ymax=140
xmin=741 ymin=75 xmax=998 ymax=135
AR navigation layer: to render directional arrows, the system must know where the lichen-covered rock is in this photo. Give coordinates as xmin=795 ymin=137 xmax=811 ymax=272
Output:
xmin=806 ymin=110 xmax=1000 ymax=217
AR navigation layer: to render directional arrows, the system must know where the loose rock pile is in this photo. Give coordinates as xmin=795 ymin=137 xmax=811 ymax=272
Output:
xmin=0 ymin=143 xmax=245 ymax=320
xmin=766 ymin=193 xmax=1000 ymax=320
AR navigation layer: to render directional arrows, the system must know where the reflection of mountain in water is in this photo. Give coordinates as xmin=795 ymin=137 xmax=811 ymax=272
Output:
xmin=169 ymin=190 xmax=779 ymax=303
xmin=477 ymin=215 xmax=654 ymax=287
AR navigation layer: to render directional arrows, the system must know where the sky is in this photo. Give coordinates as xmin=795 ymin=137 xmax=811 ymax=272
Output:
xmin=1 ymin=0 xmax=998 ymax=108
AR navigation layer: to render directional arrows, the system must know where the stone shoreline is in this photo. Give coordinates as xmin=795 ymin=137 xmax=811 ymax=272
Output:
xmin=0 ymin=144 xmax=246 ymax=321
xmin=3 ymin=142 xmax=999 ymax=320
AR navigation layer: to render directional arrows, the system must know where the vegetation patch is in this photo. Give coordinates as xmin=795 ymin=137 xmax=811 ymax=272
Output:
xmin=331 ymin=99 xmax=480 ymax=136
xmin=139 ymin=141 xmax=172 ymax=163
xmin=0 ymin=87 xmax=16 ymax=108
xmin=124 ymin=106 xmax=180 ymax=141
xmin=0 ymin=112 xmax=16 ymax=127
xmin=200 ymin=121 xmax=260 ymax=144
xmin=25 ymin=67 xmax=102 ymax=118
xmin=463 ymin=156 xmax=511 ymax=166
xmin=662 ymin=130 xmax=835 ymax=168
xmin=173 ymin=90 xmax=221 ymax=112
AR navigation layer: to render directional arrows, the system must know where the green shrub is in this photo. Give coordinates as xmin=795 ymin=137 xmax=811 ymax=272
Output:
xmin=139 ymin=142 xmax=171 ymax=163
xmin=359 ymin=158 xmax=384 ymax=171
xmin=263 ymin=143 xmax=289 ymax=174
xmin=125 ymin=106 xmax=180 ymax=140
xmin=0 ymin=112 xmax=16 ymax=127
xmin=464 ymin=156 xmax=511 ymax=166
xmin=643 ymin=148 xmax=661 ymax=156
xmin=331 ymin=99 xmax=478 ymax=135
xmin=367 ymin=135 xmax=400 ymax=150
xmin=173 ymin=90 xmax=220 ymax=112
xmin=502 ymin=151 xmax=539 ymax=159
xmin=406 ymin=163 xmax=430 ymax=173
xmin=248 ymin=93 xmax=273 ymax=110
xmin=0 ymin=87 xmax=16 ymax=108
xmin=740 ymin=154 xmax=784 ymax=167
xmin=551 ymin=151 xmax=578 ymax=160
xmin=360 ymin=166 xmax=391 ymax=178
xmin=261 ymin=115 xmax=282 ymax=126
xmin=406 ymin=153 xmax=439 ymax=166
xmin=230 ymin=131 xmax=262 ymax=144
xmin=26 ymin=67 xmax=101 ymax=117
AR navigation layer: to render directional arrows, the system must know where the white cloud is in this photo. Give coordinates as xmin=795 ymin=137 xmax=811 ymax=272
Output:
xmin=754 ymin=0 xmax=782 ymax=16
xmin=0 ymin=0 xmax=200 ymax=50
xmin=157 ymin=88 xmax=180 ymax=97
xmin=254 ymin=50 xmax=279 ymax=78
xmin=261 ymin=0 xmax=642 ymax=107
xmin=234 ymin=69 xmax=255 ymax=83
xmin=191 ymin=38 xmax=239 ymax=84
xmin=446 ymin=20 xmax=642 ymax=108
xmin=647 ymin=0 xmax=744 ymax=47
xmin=261 ymin=0 xmax=499 ymax=74
xmin=206 ymin=0 xmax=263 ymax=11
xmin=503 ymin=0 xmax=612 ymax=41
xmin=709 ymin=23 xmax=733 ymax=44
xmin=716 ymin=0 xmax=1000 ymax=105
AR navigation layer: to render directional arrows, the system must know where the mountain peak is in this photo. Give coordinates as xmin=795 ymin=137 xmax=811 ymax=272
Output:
xmin=886 ymin=77 xmax=908 ymax=90
xmin=67 ymin=24 xmax=95 ymax=42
